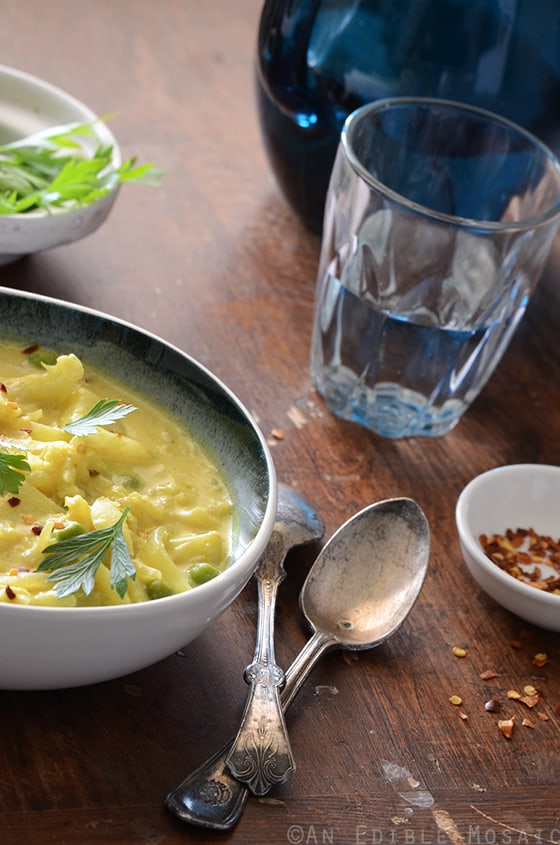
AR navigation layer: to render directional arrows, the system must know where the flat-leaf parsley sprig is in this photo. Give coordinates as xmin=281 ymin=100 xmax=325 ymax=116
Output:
xmin=0 ymin=452 xmax=31 ymax=496
xmin=0 ymin=119 xmax=160 ymax=215
xmin=38 ymin=506 xmax=136 ymax=599
xmin=64 ymin=398 xmax=137 ymax=436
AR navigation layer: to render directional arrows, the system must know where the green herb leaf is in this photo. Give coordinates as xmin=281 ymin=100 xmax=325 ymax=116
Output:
xmin=38 ymin=506 xmax=136 ymax=598
xmin=0 ymin=452 xmax=31 ymax=495
xmin=64 ymin=398 xmax=137 ymax=436
xmin=0 ymin=119 xmax=160 ymax=215
xmin=109 ymin=522 xmax=136 ymax=597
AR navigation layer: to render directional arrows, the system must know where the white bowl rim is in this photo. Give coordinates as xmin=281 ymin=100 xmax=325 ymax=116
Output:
xmin=0 ymin=62 xmax=100 ymax=115
xmin=0 ymin=286 xmax=278 ymax=617
xmin=455 ymin=463 xmax=560 ymax=607
xmin=0 ymin=62 xmax=122 ymax=208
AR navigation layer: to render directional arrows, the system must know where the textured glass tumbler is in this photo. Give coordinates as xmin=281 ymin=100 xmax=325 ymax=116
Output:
xmin=310 ymin=97 xmax=560 ymax=439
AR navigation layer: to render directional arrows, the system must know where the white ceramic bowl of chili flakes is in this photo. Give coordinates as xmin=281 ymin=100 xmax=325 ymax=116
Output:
xmin=455 ymin=464 xmax=560 ymax=631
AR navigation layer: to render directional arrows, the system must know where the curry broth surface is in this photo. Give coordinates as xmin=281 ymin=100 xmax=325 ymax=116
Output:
xmin=0 ymin=343 xmax=233 ymax=606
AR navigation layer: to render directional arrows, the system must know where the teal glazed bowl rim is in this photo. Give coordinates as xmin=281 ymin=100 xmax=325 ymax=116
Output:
xmin=0 ymin=286 xmax=277 ymax=688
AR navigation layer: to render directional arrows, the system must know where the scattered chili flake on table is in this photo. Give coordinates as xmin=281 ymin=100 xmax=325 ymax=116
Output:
xmin=480 ymin=669 xmax=498 ymax=680
xmin=498 ymin=716 xmax=515 ymax=739
xmin=479 ymin=528 xmax=560 ymax=593
xmin=507 ymin=689 xmax=522 ymax=700
xmin=519 ymin=694 xmax=539 ymax=708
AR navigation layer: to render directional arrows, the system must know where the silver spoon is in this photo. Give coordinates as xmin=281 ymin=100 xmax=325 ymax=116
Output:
xmin=165 ymin=496 xmax=430 ymax=830
xmin=224 ymin=481 xmax=325 ymax=795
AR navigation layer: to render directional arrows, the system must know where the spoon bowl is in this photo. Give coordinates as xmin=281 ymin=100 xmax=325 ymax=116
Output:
xmin=301 ymin=498 xmax=430 ymax=649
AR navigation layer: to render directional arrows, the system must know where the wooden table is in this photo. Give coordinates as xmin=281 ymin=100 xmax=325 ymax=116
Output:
xmin=1 ymin=1 xmax=559 ymax=842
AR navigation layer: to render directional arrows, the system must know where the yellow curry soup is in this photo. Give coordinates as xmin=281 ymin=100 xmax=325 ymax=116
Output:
xmin=0 ymin=344 xmax=233 ymax=607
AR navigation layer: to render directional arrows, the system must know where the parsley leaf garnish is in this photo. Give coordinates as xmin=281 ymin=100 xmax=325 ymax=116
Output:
xmin=0 ymin=119 xmax=159 ymax=215
xmin=38 ymin=506 xmax=136 ymax=599
xmin=64 ymin=398 xmax=137 ymax=436
xmin=0 ymin=452 xmax=31 ymax=496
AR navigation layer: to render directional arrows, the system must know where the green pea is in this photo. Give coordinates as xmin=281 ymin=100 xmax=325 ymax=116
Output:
xmin=28 ymin=348 xmax=58 ymax=369
xmin=146 ymin=581 xmax=174 ymax=600
xmin=123 ymin=476 xmax=142 ymax=491
xmin=55 ymin=522 xmax=86 ymax=541
xmin=189 ymin=562 xmax=220 ymax=586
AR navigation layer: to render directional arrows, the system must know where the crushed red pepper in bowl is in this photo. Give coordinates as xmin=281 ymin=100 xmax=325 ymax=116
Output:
xmin=480 ymin=528 xmax=560 ymax=594
xmin=456 ymin=464 xmax=560 ymax=630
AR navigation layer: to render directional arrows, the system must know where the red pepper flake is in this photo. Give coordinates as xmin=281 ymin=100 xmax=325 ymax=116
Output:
xmin=480 ymin=669 xmax=498 ymax=680
xmin=480 ymin=528 xmax=560 ymax=594
xmin=31 ymin=525 xmax=43 ymax=536
xmin=5 ymin=586 xmax=16 ymax=600
xmin=19 ymin=428 xmax=32 ymax=435
xmin=519 ymin=695 xmax=539 ymax=708
xmin=498 ymin=716 xmax=515 ymax=739
xmin=21 ymin=344 xmax=39 ymax=355
xmin=0 ymin=383 xmax=6 ymax=393
xmin=7 ymin=497 xmax=21 ymax=508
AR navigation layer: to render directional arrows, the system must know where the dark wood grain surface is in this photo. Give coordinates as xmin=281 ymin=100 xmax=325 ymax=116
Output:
xmin=0 ymin=1 xmax=559 ymax=842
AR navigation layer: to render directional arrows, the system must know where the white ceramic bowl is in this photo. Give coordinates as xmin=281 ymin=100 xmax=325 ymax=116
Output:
xmin=456 ymin=464 xmax=560 ymax=631
xmin=0 ymin=287 xmax=277 ymax=689
xmin=0 ymin=65 xmax=121 ymax=264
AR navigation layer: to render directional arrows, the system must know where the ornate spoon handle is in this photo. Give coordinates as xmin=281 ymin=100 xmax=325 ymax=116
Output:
xmin=165 ymin=630 xmax=335 ymax=830
xmin=225 ymin=531 xmax=295 ymax=795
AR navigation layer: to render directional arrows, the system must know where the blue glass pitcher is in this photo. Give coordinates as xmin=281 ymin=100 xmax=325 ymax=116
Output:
xmin=256 ymin=0 xmax=560 ymax=233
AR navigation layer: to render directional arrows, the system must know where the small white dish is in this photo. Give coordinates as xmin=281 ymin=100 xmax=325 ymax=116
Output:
xmin=455 ymin=463 xmax=560 ymax=631
xmin=0 ymin=64 xmax=121 ymax=264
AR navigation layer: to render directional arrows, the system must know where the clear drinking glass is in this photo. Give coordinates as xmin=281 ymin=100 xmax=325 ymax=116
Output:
xmin=310 ymin=97 xmax=560 ymax=438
